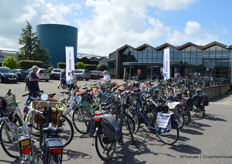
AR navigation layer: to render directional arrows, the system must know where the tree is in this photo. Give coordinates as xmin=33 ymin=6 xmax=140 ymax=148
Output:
xmin=76 ymin=62 xmax=85 ymax=69
xmin=17 ymin=21 xmax=48 ymax=63
xmin=2 ymin=55 xmax=18 ymax=69
xmin=97 ymin=64 xmax=108 ymax=71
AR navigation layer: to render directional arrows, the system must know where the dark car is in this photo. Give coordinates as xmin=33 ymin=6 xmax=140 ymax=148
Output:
xmin=74 ymin=69 xmax=90 ymax=81
xmin=50 ymin=68 xmax=63 ymax=80
xmin=12 ymin=69 xmax=29 ymax=82
xmin=90 ymin=70 xmax=104 ymax=79
xmin=0 ymin=67 xmax=18 ymax=83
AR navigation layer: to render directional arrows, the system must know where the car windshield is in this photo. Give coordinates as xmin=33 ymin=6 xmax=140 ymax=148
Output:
xmin=75 ymin=70 xmax=83 ymax=73
xmin=13 ymin=70 xmax=20 ymax=73
xmin=40 ymin=70 xmax=48 ymax=73
xmin=0 ymin=68 xmax=13 ymax=73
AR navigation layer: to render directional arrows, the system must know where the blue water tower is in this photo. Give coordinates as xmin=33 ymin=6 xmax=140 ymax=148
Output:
xmin=36 ymin=24 xmax=78 ymax=67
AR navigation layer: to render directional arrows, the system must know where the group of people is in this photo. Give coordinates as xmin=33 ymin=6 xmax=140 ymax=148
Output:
xmin=24 ymin=65 xmax=111 ymax=114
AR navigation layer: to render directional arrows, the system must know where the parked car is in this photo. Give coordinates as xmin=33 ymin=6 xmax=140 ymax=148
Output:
xmin=90 ymin=70 xmax=104 ymax=79
xmin=50 ymin=68 xmax=63 ymax=80
xmin=74 ymin=69 xmax=90 ymax=81
xmin=36 ymin=68 xmax=50 ymax=82
xmin=12 ymin=69 xmax=29 ymax=82
xmin=0 ymin=67 xmax=18 ymax=83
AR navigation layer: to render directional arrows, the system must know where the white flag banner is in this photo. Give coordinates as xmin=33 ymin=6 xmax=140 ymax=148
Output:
xmin=163 ymin=47 xmax=170 ymax=80
xmin=65 ymin=46 xmax=75 ymax=84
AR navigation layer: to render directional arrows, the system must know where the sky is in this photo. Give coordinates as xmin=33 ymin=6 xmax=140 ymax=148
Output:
xmin=0 ymin=0 xmax=231 ymax=56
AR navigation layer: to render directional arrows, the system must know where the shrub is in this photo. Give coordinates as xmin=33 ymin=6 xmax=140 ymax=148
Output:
xmin=57 ymin=62 xmax=66 ymax=69
xmin=48 ymin=66 xmax=54 ymax=73
xmin=97 ymin=64 xmax=108 ymax=71
xmin=76 ymin=62 xmax=85 ymax=69
xmin=85 ymin=64 xmax=97 ymax=70
xmin=2 ymin=55 xmax=18 ymax=69
xmin=18 ymin=60 xmax=44 ymax=69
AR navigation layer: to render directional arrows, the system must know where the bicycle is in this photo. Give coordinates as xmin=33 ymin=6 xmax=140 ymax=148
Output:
xmin=90 ymin=85 xmax=136 ymax=161
xmin=27 ymin=93 xmax=64 ymax=164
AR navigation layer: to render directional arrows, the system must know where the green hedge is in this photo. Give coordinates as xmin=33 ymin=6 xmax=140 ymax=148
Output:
xmin=85 ymin=64 xmax=97 ymax=71
xmin=18 ymin=60 xmax=44 ymax=69
xmin=57 ymin=62 xmax=66 ymax=69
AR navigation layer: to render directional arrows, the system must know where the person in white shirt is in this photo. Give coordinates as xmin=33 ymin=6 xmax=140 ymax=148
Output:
xmin=101 ymin=70 xmax=111 ymax=83
xmin=69 ymin=70 xmax=77 ymax=91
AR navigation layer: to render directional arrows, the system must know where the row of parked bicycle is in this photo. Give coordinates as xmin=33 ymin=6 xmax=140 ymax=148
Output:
xmin=0 ymin=77 xmax=209 ymax=163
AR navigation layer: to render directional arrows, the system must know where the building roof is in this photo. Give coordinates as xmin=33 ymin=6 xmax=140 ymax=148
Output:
xmin=112 ymin=41 xmax=232 ymax=53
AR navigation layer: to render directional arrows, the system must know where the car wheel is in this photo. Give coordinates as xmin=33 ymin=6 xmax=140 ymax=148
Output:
xmin=0 ymin=78 xmax=2 ymax=83
xmin=86 ymin=79 xmax=89 ymax=81
xmin=78 ymin=77 xmax=83 ymax=80
xmin=46 ymin=80 xmax=49 ymax=82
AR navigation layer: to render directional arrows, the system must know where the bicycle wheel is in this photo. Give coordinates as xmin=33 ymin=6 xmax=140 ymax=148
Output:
xmin=0 ymin=121 xmax=19 ymax=158
xmin=58 ymin=115 xmax=74 ymax=147
xmin=174 ymin=106 xmax=185 ymax=129
xmin=184 ymin=110 xmax=191 ymax=125
xmin=127 ymin=106 xmax=140 ymax=134
xmin=95 ymin=131 xmax=116 ymax=161
xmin=24 ymin=114 xmax=40 ymax=137
xmin=49 ymin=153 xmax=62 ymax=164
xmin=124 ymin=113 xmax=136 ymax=145
xmin=72 ymin=107 xmax=91 ymax=134
xmin=198 ymin=105 xmax=205 ymax=118
xmin=155 ymin=120 xmax=179 ymax=145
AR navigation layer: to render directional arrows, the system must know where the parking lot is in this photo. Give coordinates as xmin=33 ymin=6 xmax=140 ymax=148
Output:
xmin=1 ymin=80 xmax=232 ymax=164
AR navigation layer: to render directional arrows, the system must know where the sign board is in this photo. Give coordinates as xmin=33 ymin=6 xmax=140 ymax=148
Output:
xmin=65 ymin=46 xmax=75 ymax=84
xmin=163 ymin=47 xmax=170 ymax=80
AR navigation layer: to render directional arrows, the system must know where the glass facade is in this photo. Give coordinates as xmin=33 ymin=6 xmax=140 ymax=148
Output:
xmin=110 ymin=42 xmax=232 ymax=81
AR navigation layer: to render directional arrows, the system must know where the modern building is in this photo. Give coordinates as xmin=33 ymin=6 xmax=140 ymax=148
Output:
xmin=36 ymin=24 xmax=78 ymax=67
xmin=108 ymin=41 xmax=232 ymax=82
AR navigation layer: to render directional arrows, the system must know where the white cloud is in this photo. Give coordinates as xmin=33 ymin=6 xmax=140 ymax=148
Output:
xmin=0 ymin=0 xmax=223 ymax=57
xmin=149 ymin=0 xmax=198 ymax=10
xmin=167 ymin=21 xmax=219 ymax=45
xmin=0 ymin=0 xmax=81 ymax=50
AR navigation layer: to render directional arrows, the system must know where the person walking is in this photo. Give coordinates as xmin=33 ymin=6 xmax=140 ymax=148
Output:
xmin=58 ymin=68 xmax=66 ymax=89
xmin=69 ymin=70 xmax=77 ymax=91
xmin=24 ymin=65 xmax=40 ymax=114
xmin=137 ymin=69 xmax=143 ymax=82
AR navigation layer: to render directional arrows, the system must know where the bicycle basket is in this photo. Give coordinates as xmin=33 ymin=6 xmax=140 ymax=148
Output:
xmin=32 ymin=98 xmax=62 ymax=126
xmin=34 ymin=110 xmax=63 ymax=126
xmin=0 ymin=94 xmax=16 ymax=116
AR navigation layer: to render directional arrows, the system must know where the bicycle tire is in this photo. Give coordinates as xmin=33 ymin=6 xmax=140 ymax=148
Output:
xmin=155 ymin=120 xmax=179 ymax=145
xmin=49 ymin=153 xmax=62 ymax=164
xmin=72 ymin=107 xmax=91 ymax=135
xmin=58 ymin=115 xmax=74 ymax=147
xmin=95 ymin=131 xmax=116 ymax=161
xmin=127 ymin=106 xmax=140 ymax=134
xmin=184 ymin=111 xmax=191 ymax=125
xmin=23 ymin=114 xmax=40 ymax=137
xmin=174 ymin=106 xmax=185 ymax=129
xmin=124 ymin=113 xmax=136 ymax=146
xmin=0 ymin=121 xmax=19 ymax=158
xmin=198 ymin=105 xmax=205 ymax=118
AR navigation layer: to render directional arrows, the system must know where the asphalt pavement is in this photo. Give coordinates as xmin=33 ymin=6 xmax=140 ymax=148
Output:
xmin=0 ymin=80 xmax=232 ymax=164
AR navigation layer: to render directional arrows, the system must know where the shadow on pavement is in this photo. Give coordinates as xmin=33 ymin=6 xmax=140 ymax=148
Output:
xmin=63 ymin=149 xmax=92 ymax=161
xmin=169 ymin=144 xmax=201 ymax=154
xmin=180 ymin=128 xmax=203 ymax=135
xmin=204 ymin=114 xmax=227 ymax=122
